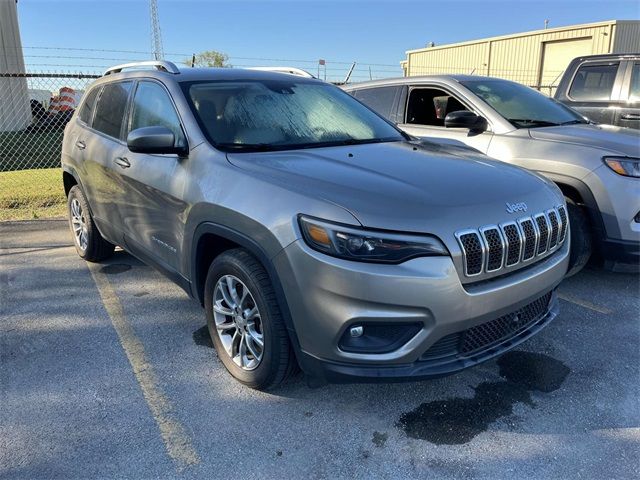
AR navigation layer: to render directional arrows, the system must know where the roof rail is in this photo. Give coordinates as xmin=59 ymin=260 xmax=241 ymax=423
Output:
xmin=103 ymin=60 xmax=180 ymax=76
xmin=247 ymin=66 xmax=315 ymax=78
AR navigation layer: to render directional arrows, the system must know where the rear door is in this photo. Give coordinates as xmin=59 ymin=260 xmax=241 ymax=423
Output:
xmin=82 ymin=80 xmax=133 ymax=240
xmin=563 ymin=60 xmax=625 ymax=125
xmin=114 ymin=79 xmax=189 ymax=272
xmin=352 ymin=86 xmax=406 ymax=124
xmin=397 ymin=85 xmax=493 ymax=153
xmin=615 ymin=61 xmax=640 ymax=129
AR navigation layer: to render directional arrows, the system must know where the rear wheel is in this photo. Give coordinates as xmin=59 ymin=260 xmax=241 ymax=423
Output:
xmin=204 ymin=248 xmax=297 ymax=390
xmin=565 ymin=198 xmax=592 ymax=277
xmin=67 ymin=185 xmax=115 ymax=262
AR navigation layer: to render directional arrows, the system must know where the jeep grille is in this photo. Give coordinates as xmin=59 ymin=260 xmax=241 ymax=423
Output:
xmin=455 ymin=205 xmax=567 ymax=277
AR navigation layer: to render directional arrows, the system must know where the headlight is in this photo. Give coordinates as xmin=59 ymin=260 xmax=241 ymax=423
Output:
xmin=603 ymin=156 xmax=640 ymax=178
xmin=298 ymin=215 xmax=448 ymax=263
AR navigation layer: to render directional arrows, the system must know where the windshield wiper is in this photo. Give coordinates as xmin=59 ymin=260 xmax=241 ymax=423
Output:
xmin=507 ymin=119 xmax=560 ymax=127
xmin=215 ymin=143 xmax=278 ymax=152
xmin=559 ymin=119 xmax=588 ymax=125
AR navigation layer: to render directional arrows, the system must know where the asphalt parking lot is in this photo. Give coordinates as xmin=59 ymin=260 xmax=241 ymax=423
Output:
xmin=1 ymin=219 xmax=638 ymax=479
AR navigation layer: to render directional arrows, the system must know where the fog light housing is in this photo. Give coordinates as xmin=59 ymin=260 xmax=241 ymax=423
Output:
xmin=338 ymin=322 xmax=421 ymax=354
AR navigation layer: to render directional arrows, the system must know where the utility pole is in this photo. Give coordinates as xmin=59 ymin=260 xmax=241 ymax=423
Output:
xmin=150 ymin=0 xmax=164 ymax=60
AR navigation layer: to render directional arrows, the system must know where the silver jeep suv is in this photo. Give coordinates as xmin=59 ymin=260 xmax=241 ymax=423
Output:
xmin=62 ymin=61 xmax=569 ymax=389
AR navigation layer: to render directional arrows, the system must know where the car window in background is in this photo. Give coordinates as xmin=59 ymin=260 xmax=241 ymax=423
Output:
xmin=568 ymin=63 xmax=619 ymax=101
xmin=354 ymin=86 xmax=399 ymax=121
xmin=184 ymin=80 xmax=404 ymax=151
xmin=629 ymin=63 xmax=640 ymax=101
xmin=461 ymin=79 xmax=584 ymax=128
xmin=78 ymin=87 xmax=100 ymax=125
xmin=130 ymin=81 xmax=186 ymax=146
xmin=93 ymin=81 xmax=133 ymax=139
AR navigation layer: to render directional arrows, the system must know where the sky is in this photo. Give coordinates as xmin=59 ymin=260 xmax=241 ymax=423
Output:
xmin=14 ymin=0 xmax=640 ymax=81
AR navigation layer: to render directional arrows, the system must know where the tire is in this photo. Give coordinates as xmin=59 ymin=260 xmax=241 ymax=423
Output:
xmin=204 ymin=248 xmax=297 ymax=390
xmin=67 ymin=185 xmax=115 ymax=262
xmin=565 ymin=198 xmax=592 ymax=277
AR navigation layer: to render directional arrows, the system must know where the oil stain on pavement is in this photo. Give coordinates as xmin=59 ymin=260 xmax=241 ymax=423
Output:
xmin=192 ymin=325 xmax=214 ymax=348
xmin=396 ymin=351 xmax=570 ymax=445
xmin=100 ymin=264 xmax=132 ymax=275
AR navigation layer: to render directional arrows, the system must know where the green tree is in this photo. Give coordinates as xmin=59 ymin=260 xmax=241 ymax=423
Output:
xmin=185 ymin=50 xmax=231 ymax=68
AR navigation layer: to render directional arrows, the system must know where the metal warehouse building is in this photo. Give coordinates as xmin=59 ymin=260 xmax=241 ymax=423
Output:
xmin=401 ymin=20 xmax=640 ymax=94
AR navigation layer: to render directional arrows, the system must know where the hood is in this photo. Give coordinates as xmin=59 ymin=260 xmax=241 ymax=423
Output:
xmin=226 ymin=141 xmax=561 ymax=235
xmin=529 ymin=124 xmax=640 ymax=157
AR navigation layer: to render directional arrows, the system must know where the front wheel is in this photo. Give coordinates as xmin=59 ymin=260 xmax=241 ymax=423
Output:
xmin=565 ymin=198 xmax=592 ymax=277
xmin=67 ymin=185 xmax=114 ymax=262
xmin=204 ymin=248 xmax=297 ymax=390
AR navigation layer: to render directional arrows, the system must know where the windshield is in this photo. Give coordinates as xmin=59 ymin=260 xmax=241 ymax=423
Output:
xmin=460 ymin=79 xmax=587 ymax=129
xmin=182 ymin=79 xmax=404 ymax=151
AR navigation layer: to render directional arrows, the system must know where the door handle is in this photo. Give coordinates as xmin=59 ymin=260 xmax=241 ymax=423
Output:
xmin=114 ymin=157 xmax=131 ymax=169
xmin=75 ymin=140 xmax=86 ymax=150
xmin=621 ymin=113 xmax=640 ymax=120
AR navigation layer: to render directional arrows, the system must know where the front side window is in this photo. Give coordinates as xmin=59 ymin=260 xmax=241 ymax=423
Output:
xmin=78 ymin=87 xmax=100 ymax=125
xmin=569 ymin=63 xmax=619 ymax=101
xmin=629 ymin=63 xmax=640 ymax=102
xmin=130 ymin=81 xmax=186 ymax=146
xmin=183 ymin=79 xmax=404 ymax=152
xmin=406 ymin=87 xmax=469 ymax=126
xmin=93 ymin=81 xmax=133 ymax=139
xmin=461 ymin=79 xmax=584 ymax=128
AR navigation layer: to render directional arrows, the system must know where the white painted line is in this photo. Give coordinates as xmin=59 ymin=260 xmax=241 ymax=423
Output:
xmin=558 ymin=292 xmax=613 ymax=315
xmin=88 ymin=263 xmax=200 ymax=469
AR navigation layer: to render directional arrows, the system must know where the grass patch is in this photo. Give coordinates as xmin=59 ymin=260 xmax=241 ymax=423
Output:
xmin=0 ymin=130 xmax=64 ymax=172
xmin=0 ymin=168 xmax=66 ymax=221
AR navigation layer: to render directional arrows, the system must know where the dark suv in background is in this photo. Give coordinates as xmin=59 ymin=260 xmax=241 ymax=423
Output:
xmin=555 ymin=53 xmax=640 ymax=129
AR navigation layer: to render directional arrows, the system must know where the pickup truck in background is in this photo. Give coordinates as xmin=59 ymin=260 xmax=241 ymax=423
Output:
xmin=554 ymin=53 xmax=640 ymax=129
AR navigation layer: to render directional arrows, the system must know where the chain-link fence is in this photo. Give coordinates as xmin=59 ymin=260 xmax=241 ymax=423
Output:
xmin=0 ymin=72 xmax=99 ymax=220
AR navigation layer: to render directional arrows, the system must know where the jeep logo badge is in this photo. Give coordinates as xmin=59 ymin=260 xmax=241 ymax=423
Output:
xmin=506 ymin=202 xmax=528 ymax=214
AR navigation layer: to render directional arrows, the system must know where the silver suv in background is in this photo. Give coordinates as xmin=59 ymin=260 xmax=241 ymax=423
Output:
xmin=344 ymin=76 xmax=640 ymax=274
xmin=62 ymin=61 xmax=568 ymax=389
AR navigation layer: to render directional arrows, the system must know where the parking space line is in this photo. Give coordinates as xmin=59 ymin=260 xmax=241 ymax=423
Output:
xmin=558 ymin=292 xmax=613 ymax=315
xmin=87 ymin=263 xmax=200 ymax=470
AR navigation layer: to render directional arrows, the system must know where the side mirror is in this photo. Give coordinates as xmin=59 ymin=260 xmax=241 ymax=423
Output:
xmin=444 ymin=111 xmax=488 ymax=132
xmin=127 ymin=126 xmax=187 ymax=156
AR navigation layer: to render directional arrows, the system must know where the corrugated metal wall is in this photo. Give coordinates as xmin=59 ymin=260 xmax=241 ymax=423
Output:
xmin=613 ymin=21 xmax=640 ymax=52
xmin=404 ymin=21 xmax=638 ymax=94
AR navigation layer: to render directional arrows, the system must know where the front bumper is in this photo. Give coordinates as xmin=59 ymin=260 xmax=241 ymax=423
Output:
xmin=299 ymin=293 xmax=559 ymax=383
xmin=273 ymin=238 xmax=569 ymax=380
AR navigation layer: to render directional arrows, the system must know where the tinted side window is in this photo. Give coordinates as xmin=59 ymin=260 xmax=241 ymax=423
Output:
xmin=93 ymin=81 xmax=133 ymax=139
xmin=629 ymin=63 xmax=640 ymax=101
xmin=354 ymin=86 xmax=399 ymax=121
xmin=78 ymin=87 xmax=100 ymax=125
xmin=569 ymin=63 xmax=619 ymax=101
xmin=130 ymin=81 xmax=185 ymax=146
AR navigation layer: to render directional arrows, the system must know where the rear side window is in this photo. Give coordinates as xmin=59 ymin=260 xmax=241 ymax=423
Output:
xmin=93 ymin=81 xmax=133 ymax=139
xmin=129 ymin=81 xmax=186 ymax=146
xmin=354 ymin=86 xmax=400 ymax=121
xmin=569 ymin=63 xmax=619 ymax=101
xmin=78 ymin=87 xmax=99 ymax=125
xmin=629 ymin=63 xmax=640 ymax=101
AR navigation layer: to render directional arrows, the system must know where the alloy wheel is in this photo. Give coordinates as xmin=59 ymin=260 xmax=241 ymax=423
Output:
xmin=70 ymin=198 xmax=88 ymax=251
xmin=212 ymin=275 xmax=264 ymax=370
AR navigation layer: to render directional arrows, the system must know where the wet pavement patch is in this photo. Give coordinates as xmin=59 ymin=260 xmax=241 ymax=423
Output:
xmin=100 ymin=264 xmax=132 ymax=275
xmin=192 ymin=326 xmax=213 ymax=348
xmin=372 ymin=431 xmax=388 ymax=447
xmin=397 ymin=351 xmax=570 ymax=445
xmin=497 ymin=350 xmax=570 ymax=392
